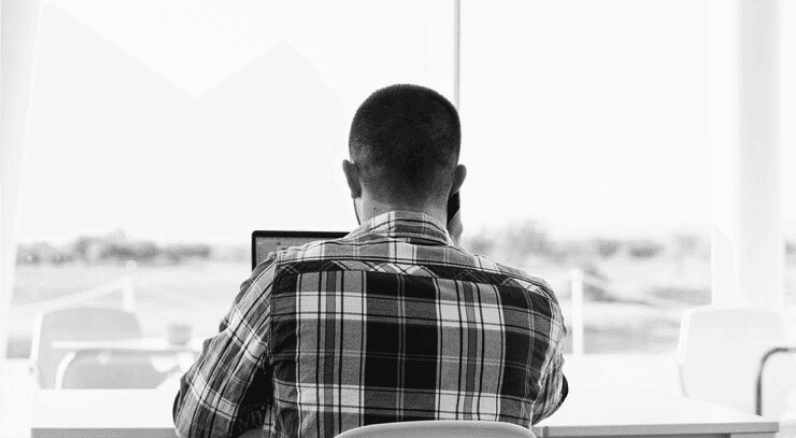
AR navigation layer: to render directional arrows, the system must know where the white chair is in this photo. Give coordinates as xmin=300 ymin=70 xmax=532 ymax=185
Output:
xmin=334 ymin=421 xmax=536 ymax=438
xmin=56 ymin=350 xmax=174 ymax=389
xmin=30 ymin=306 xmax=165 ymax=389
xmin=676 ymin=306 xmax=796 ymax=418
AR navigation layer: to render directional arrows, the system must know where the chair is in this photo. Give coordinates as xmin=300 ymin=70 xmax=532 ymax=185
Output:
xmin=56 ymin=350 xmax=174 ymax=389
xmin=334 ymin=421 xmax=536 ymax=438
xmin=676 ymin=306 xmax=796 ymax=418
xmin=30 ymin=306 xmax=166 ymax=389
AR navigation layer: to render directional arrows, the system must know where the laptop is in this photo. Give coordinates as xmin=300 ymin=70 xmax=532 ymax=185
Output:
xmin=251 ymin=230 xmax=348 ymax=269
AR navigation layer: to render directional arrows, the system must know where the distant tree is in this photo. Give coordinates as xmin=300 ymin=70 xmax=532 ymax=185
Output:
xmin=73 ymin=235 xmax=93 ymax=260
xmin=18 ymin=230 xmax=223 ymax=266
xmin=673 ymin=233 xmax=701 ymax=258
xmin=102 ymin=241 xmax=160 ymax=263
xmin=594 ymin=238 xmax=622 ymax=258
xmin=16 ymin=244 xmax=40 ymax=265
xmin=627 ymin=239 xmax=665 ymax=259
xmin=163 ymin=243 xmax=212 ymax=264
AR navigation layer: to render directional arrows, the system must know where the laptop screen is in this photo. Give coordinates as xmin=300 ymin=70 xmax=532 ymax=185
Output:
xmin=251 ymin=231 xmax=348 ymax=269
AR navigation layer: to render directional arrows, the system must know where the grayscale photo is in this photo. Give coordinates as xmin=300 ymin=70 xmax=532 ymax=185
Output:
xmin=1 ymin=1 xmax=795 ymax=437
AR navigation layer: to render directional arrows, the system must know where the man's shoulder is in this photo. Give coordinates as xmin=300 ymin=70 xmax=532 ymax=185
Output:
xmin=258 ymin=237 xmax=561 ymax=306
xmin=274 ymin=236 xmax=354 ymax=263
xmin=249 ymin=237 xmax=355 ymax=280
xmin=469 ymin=253 xmax=560 ymax=301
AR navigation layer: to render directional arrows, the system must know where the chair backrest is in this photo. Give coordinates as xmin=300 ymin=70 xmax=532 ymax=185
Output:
xmin=334 ymin=421 xmax=536 ymax=438
xmin=57 ymin=351 xmax=171 ymax=389
xmin=30 ymin=306 xmax=143 ymax=388
xmin=676 ymin=306 xmax=796 ymax=417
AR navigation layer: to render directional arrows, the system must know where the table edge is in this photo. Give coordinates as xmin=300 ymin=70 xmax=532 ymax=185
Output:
xmin=31 ymin=427 xmax=177 ymax=438
xmin=537 ymin=420 xmax=780 ymax=437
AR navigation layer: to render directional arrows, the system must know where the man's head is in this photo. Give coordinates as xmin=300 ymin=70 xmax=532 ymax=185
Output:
xmin=344 ymin=84 xmax=466 ymax=221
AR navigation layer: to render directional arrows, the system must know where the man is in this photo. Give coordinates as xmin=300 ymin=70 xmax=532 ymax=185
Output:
xmin=173 ymin=84 xmax=568 ymax=438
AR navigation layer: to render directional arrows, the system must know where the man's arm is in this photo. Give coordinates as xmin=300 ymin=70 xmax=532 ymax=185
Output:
xmin=531 ymin=346 xmax=568 ymax=424
xmin=531 ymin=297 xmax=569 ymax=424
xmin=173 ymin=255 xmax=277 ymax=438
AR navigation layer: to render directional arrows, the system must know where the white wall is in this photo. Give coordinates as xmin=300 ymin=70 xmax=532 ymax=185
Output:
xmin=1 ymin=0 xmax=42 ymax=363
xmin=709 ymin=0 xmax=784 ymax=309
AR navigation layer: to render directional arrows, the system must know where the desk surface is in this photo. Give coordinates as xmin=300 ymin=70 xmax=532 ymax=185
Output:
xmin=31 ymin=385 xmax=779 ymax=438
xmin=32 ymin=388 xmax=177 ymax=438
xmin=533 ymin=385 xmax=779 ymax=437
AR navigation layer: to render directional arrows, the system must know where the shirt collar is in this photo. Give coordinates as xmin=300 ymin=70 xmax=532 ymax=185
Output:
xmin=347 ymin=211 xmax=453 ymax=245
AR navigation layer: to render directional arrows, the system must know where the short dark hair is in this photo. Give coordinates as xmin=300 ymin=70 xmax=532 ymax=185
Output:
xmin=349 ymin=84 xmax=461 ymax=202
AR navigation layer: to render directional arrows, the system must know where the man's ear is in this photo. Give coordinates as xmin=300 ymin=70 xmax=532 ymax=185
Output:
xmin=450 ymin=164 xmax=467 ymax=195
xmin=342 ymin=160 xmax=362 ymax=199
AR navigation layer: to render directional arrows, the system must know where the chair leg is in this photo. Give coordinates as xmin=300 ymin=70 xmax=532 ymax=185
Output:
xmin=53 ymin=352 xmax=77 ymax=390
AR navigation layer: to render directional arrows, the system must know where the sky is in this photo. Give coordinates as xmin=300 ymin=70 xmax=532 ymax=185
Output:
xmin=17 ymin=0 xmax=796 ymax=243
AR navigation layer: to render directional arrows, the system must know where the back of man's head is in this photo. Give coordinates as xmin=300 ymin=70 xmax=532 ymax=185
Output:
xmin=349 ymin=84 xmax=461 ymax=205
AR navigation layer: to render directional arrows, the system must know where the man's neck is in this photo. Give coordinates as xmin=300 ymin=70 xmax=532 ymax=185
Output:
xmin=357 ymin=197 xmax=447 ymax=227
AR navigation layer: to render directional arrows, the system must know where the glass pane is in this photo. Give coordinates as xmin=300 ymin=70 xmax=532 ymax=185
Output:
xmin=460 ymin=0 xmax=710 ymax=355
xmin=10 ymin=0 xmax=454 ymax=380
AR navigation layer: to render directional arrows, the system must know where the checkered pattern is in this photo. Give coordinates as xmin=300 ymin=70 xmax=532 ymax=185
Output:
xmin=173 ymin=211 xmax=568 ymax=438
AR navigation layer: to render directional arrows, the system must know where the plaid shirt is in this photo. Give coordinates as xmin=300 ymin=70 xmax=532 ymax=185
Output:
xmin=173 ymin=211 xmax=568 ymax=438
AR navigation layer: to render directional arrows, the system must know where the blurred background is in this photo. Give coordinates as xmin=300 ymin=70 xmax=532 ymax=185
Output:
xmin=5 ymin=0 xmax=795 ymax=360
xmin=5 ymin=2 xmax=796 ymax=435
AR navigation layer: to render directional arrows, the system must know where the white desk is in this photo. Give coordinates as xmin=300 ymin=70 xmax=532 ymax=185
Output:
xmin=533 ymin=385 xmax=779 ymax=438
xmin=31 ymin=386 xmax=779 ymax=438
xmin=31 ymin=389 xmax=177 ymax=438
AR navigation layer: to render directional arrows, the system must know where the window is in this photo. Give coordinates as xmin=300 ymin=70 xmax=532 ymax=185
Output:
xmin=459 ymin=0 xmax=710 ymax=354
xmin=4 ymin=2 xmax=794 ymax=436
xmin=10 ymin=0 xmax=455 ymax=357
xmin=10 ymin=0 xmax=786 ymax=360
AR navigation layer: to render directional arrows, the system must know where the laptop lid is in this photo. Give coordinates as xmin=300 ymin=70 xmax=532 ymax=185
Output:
xmin=251 ymin=230 xmax=348 ymax=270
